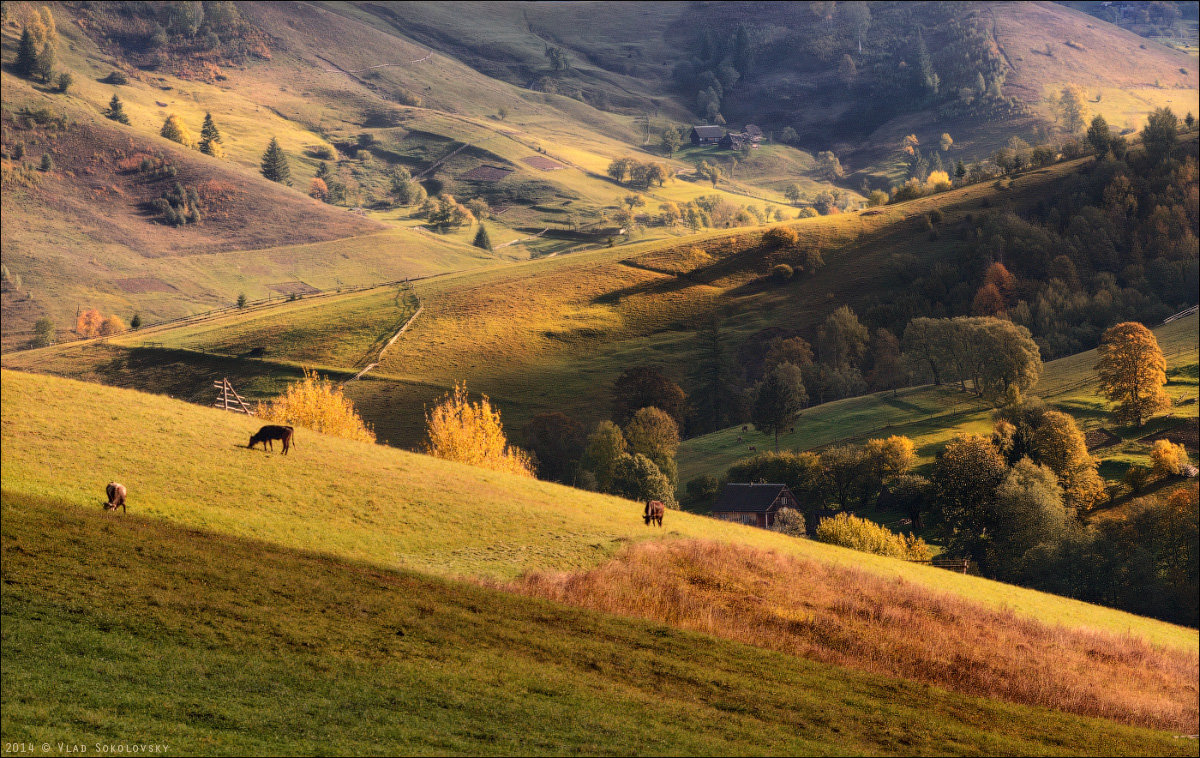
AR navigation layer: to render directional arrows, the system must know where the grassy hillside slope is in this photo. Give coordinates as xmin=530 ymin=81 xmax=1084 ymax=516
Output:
xmin=679 ymin=313 xmax=1200 ymax=485
xmin=0 ymin=155 xmax=1105 ymax=445
xmin=5 ymin=493 xmax=1193 ymax=756
xmin=1 ymin=369 xmax=1194 ymax=653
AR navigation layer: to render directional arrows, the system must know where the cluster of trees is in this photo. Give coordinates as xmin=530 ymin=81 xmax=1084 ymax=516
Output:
xmin=388 ymin=166 xmax=427 ymax=207
xmin=150 ymin=182 xmax=203 ymax=226
xmin=717 ymin=435 xmax=918 ymax=532
xmin=859 ymin=115 xmax=1196 ymax=364
xmin=520 ymin=367 xmax=686 ymax=505
xmin=930 ymin=423 xmax=1196 ymax=625
xmin=900 ymin=314 xmax=1042 ymax=401
xmin=13 ymin=6 xmax=68 ymax=91
xmin=672 ymin=24 xmax=753 ymax=123
xmin=310 ymin=161 xmax=348 ymax=204
xmin=155 ymin=112 xmax=223 ymax=156
xmin=74 ymin=308 xmax=126 ymax=338
xmin=418 ymin=194 xmax=477 ymax=230
xmin=72 ymin=0 xmax=264 ymax=70
xmin=606 ymin=157 xmax=670 ymax=189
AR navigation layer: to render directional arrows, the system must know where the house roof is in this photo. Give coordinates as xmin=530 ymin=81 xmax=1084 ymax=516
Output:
xmin=691 ymin=125 xmax=725 ymax=139
xmin=713 ymin=483 xmax=793 ymax=513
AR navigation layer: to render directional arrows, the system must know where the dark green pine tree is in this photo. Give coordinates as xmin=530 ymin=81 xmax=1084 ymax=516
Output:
xmin=105 ymin=93 xmax=130 ymax=124
xmin=15 ymin=28 xmax=38 ymax=78
xmin=260 ymin=137 xmax=291 ymax=185
xmin=198 ymin=112 xmax=222 ymax=155
xmin=472 ymin=223 xmax=493 ymax=251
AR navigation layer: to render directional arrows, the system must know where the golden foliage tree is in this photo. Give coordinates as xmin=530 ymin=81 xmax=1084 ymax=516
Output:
xmin=257 ymin=368 xmax=375 ymax=443
xmin=1029 ymin=410 xmax=1105 ymax=511
xmin=1150 ymin=440 xmax=1189 ymax=478
xmin=98 ymin=314 xmax=126 ymax=336
xmin=1095 ymin=322 xmax=1170 ymax=427
xmin=160 ymin=114 xmax=195 ymax=148
xmin=75 ymin=308 xmax=103 ymax=337
xmin=423 ymin=383 xmax=534 ymax=477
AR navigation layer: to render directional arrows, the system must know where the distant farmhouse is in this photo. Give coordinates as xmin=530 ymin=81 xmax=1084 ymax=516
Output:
xmin=719 ymin=124 xmax=763 ymax=150
xmin=711 ymin=482 xmax=799 ymax=528
xmin=689 ymin=124 xmax=725 ymax=146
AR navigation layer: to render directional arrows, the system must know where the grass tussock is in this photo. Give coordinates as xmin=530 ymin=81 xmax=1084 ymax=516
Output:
xmin=509 ymin=539 xmax=1200 ymax=732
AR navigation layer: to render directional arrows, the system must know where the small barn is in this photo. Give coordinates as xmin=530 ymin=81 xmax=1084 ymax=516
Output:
xmin=690 ymin=125 xmax=725 ymax=146
xmin=711 ymin=483 xmax=799 ymax=528
xmin=718 ymin=133 xmax=746 ymax=150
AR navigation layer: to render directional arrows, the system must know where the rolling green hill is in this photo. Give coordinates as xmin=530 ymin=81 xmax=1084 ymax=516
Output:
xmin=2 ymin=369 xmax=1198 ymax=753
xmin=2 ymin=369 xmax=1193 ymax=649
xmin=5 ymin=490 xmax=1194 ymax=756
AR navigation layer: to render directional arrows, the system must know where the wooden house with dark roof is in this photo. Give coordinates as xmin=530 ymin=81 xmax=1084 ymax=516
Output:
xmin=711 ymin=483 xmax=799 ymax=528
xmin=690 ymin=124 xmax=725 ymax=146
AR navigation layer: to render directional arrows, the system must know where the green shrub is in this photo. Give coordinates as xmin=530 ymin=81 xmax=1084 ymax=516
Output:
xmin=1124 ymin=464 xmax=1152 ymax=493
xmin=686 ymin=474 xmax=720 ymax=502
xmin=815 ymin=512 xmax=930 ymax=560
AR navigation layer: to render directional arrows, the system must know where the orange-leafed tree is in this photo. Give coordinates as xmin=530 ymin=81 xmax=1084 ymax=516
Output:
xmin=1095 ymin=322 xmax=1171 ymax=427
xmin=983 ymin=261 xmax=1016 ymax=301
xmin=76 ymin=308 xmax=103 ymax=337
xmin=423 ymin=383 xmax=534 ymax=477
xmin=971 ymin=282 xmax=1006 ymax=316
xmin=257 ymin=368 xmax=375 ymax=442
xmin=98 ymin=314 xmax=126 ymax=336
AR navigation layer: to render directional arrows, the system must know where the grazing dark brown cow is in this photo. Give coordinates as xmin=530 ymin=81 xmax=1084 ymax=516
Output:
xmin=249 ymin=424 xmax=296 ymax=455
xmin=643 ymin=500 xmax=665 ymax=527
xmin=105 ymin=482 xmax=127 ymax=513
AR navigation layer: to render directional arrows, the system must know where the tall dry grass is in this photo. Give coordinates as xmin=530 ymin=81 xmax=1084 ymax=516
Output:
xmin=508 ymin=539 xmax=1199 ymax=732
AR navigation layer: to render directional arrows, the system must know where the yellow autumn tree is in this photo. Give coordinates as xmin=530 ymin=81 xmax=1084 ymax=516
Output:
xmin=98 ymin=314 xmax=126 ymax=336
xmin=257 ymin=368 xmax=375 ymax=442
xmin=160 ymin=114 xmax=195 ymax=148
xmin=1095 ymin=322 xmax=1170 ymax=427
xmin=423 ymin=383 xmax=535 ymax=477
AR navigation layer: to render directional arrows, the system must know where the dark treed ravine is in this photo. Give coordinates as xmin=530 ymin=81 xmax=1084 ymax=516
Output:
xmin=1 ymin=2 xmax=1198 ymax=756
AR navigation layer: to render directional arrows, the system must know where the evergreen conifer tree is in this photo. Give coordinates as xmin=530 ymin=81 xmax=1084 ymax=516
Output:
xmin=198 ymin=112 xmax=222 ymax=155
xmin=260 ymin=137 xmax=291 ymax=185
xmin=105 ymin=93 xmax=130 ymax=124
xmin=472 ymin=223 xmax=493 ymax=251
xmin=15 ymin=28 xmax=38 ymax=77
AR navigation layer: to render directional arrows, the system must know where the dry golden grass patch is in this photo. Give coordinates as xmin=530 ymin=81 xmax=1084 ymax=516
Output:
xmin=509 ymin=539 xmax=1199 ymax=733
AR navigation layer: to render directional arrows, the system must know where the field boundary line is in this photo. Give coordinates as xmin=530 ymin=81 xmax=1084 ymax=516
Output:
xmin=346 ymin=298 xmax=424 ymax=383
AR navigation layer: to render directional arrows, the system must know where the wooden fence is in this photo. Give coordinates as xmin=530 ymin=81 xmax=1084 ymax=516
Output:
xmin=213 ymin=378 xmax=254 ymax=415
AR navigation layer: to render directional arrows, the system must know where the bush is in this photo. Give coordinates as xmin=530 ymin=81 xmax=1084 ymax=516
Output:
xmin=257 ymin=368 xmax=376 ymax=443
xmin=55 ymin=72 xmax=71 ymax=93
xmin=814 ymin=512 xmax=931 ymax=560
xmin=866 ymin=190 xmax=889 ymax=207
xmin=686 ymin=474 xmax=719 ymax=502
xmin=422 ymin=382 xmax=533 ymax=477
xmin=31 ymin=318 xmax=55 ymax=348
xmin=312 ymin=145 xmax=335 ymax=160
xmin=770 ymin=507 xmax=806 ymax=537
xmin=1124 ymin=464 xmax=1152 ymax=493
xmin=797 ymin=207 xmax=817 ymax=219
xmin=38 ymin=154 xmax=53 ymax=171
xmin=98 ymin=315 xmax=126 ymax=336
xmin=762 ymin=226 xmax=798 ymax=249
xmin=102 ymin=70 xmax=128 ymax=85
xmin=1150 ymin=440 xmax=1189 ymax=478
xmin=771 ymin=263 xmax=794 ymax=282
